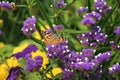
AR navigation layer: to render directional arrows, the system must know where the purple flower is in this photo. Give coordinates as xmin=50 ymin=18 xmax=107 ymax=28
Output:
xmin=94 ymin=31 xmax=107 ymax=43
xmin=77 ymin=32 xmax=93 ymax=41
xmin=75 ymin=61 xmax=95 ymax=70
xmin=92 ymin=26 xmax=107 ymax=44
xmin=66 ymin=51 xmax=84 ymax=68
xmin=13 ymin=44 xmax=38 ymax=59
xmin=47 ymin=40 xmax=70 ymax=62
xmin=80 ymin=39 xmax=89 ymax=46
xmin=93 ymin=51 xmax=112 ymax=64
xmin=54 ymin=0 xmax=65 ymax=8
xmin=109 ymin=63 xmax=120 ymax=75
xmin=54 ymin=0 xmax=58 ymax=8
xmin=95 ymin=0 xmax=111 ymax=15
xmin=26 ymin=58 xmax=36 ymax=72
xmin=81 ymin=17 xmax=96 ymax=27
xmin=90 ymin=42 xmax=98 ymax=47
xmin=21 ymin=16 xmax=36 ymax=36
xmin=0 ymin=1 xmax=15 ymax=11
xmin=77 ymin=34 xmax=83 ymax=40
xmin=77 ymin=26 xmax=107 ymax=47
xmin=74 ymin=51 xmax=112 ymax=71
xmin=110 ymin=41 xmax=120 ymax=50
xmin=62 ymin=67 xmax=74 ymax=80
xmin=0 ymin=29 xmax=2 ymax=35
xmin=6 ymin=66 xmax=21 ymax=80
xmin=114 ymin=26 xmax=120 ymax=35
xmin=85 ymin=11 xmax=102 ymax=20
xmin=26 ymin=56 xmax=43 ymax=72
xmin=54 ymin=25 xmax=64 ymax=31
xmin=82 ymin=48 xmax=96 ymax=58
xmin=77 ymin=7 xmax=88 ymax=14
xmin=34 ymin=56 xmax=43 ymax=69
xmin=60 ymin=0 xmax=65 ymax=8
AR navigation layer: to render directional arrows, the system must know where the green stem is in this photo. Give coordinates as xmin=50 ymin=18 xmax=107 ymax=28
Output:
xmin=63 ymin=0 xmax=77 ymax=10
xmin=16 ymin=5 xmax=28 ymax=8
xmin=58 ymin=15 xmax=68 ymax=28
xmin=63 ymin=29 xmax=87 ymax=33
xmin=26 ymin=0 xmax=33 ymax=16
xmin=96 ymin=46 xmax=111 ymax=52
xmin=36 ymin=0 xmax=54 ymax=31
xmin=38 ymin=18 xmax=47 ymax=30
xmin=110 ymin=51 xmax=120 ymax=65
xmin=87 ymin=0 xmax=91 ymax=12
xmin=30 ymin=36 xmax=45 ymax=47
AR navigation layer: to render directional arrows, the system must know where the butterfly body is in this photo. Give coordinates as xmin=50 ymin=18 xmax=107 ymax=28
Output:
xmin=41 ymin=30 xmax=63 ymax=45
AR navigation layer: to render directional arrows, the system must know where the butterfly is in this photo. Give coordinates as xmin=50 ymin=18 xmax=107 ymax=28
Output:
xmin=11 ymin=2 xmax=16 ymax=10
xmin=41 ymin=30 xmax=64 ymax=45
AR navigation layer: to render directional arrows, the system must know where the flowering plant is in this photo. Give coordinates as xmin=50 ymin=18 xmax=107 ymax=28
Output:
xmin=0 ymin=0 xmax=120 ymax=80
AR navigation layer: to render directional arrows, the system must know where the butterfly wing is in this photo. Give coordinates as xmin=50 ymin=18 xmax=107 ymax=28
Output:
xmin=41 ymin=30 xmax=64 ymax=45
xmin=41 ymin=30 xmax=53 ymax=45
xmin=52 ymin=35 xmax=64 ymax=45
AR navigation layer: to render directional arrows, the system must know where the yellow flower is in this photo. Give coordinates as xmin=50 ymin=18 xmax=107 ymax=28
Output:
xmin=0 ymin=42 xmax=5 ymax=48
xmin=34 ymin=25 xmax=49 ymax=40
xmin=0 ymin=42 xmax=19 ymax=80
xmin=46 ymin=67 xmax=62 ymax=79
xmin=13 ymin=43 xmax=29 ymax=54
xmin=0 ymin=57 xmax=19 ymax=80
xmin=32 ymin=50 xmax=49 ymax=69
xmin=0 ymin=64 xmax=8 ymax=80
xmin=13 ymin=43 xmax=49 ymax=70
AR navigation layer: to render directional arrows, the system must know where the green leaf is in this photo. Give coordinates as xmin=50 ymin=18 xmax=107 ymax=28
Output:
xmin=62 ymin=29 xmax=88 ymax=34
xmin=25 ymin=71 xmax=41 ymax=80
xmin=52 ymin=73 xmax=62 ymax=80
xmin=18 ymin=58 xmax=26 ymax=68
xmin=0 ymin=45 xmax=13 ymax=57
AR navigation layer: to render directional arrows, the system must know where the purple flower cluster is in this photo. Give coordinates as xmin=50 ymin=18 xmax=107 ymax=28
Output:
xmin=13 ymin=44 xmax=43 ymax=72
xmin=82 ymin=48 xmax=96 ymax=58
xmin=73 ymin=51 xmax=112 ymax=71
xmin=77 ymin=26 xmax=107 ymax=47
xmin=47 ymin=40 xmax=70 ymax=61
xmin=46 ymin=35 xmax=112 ymax=79
xmin=95 ymin=0 xmax=111 ymax=15
xmin=110 ymin=41 xmax=120 ymax=50
xmin=81 ymin=0 xmax=110 ymax=27
xmin=92 ymin=51 xmax=112 ymax=64
xmin=64 ymin=49 xmax=95 ymax=69
xmin=77 ymin=7 xmax=88 ymax=14
xmin=26 ymin=55 xmax=43 ymax=72
xmin=21 ymin=16 xmax=36 ymax=36
xmin=114 ymin=26 xmax=120 ymax=35
xmin=67 ymin=49 xmax=95 ymax=69
xmin=0 ymin=1 xmax=15 ymax=11
xmin=54 ymin=0 xmax=66 ymax=8
xmin=6 ymin=66 xmax=21 ymax=80
xmin=109 ymin=63 xmax=120 ymax=75
xmin=84 ymin=11 xmax=102 ymax=20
